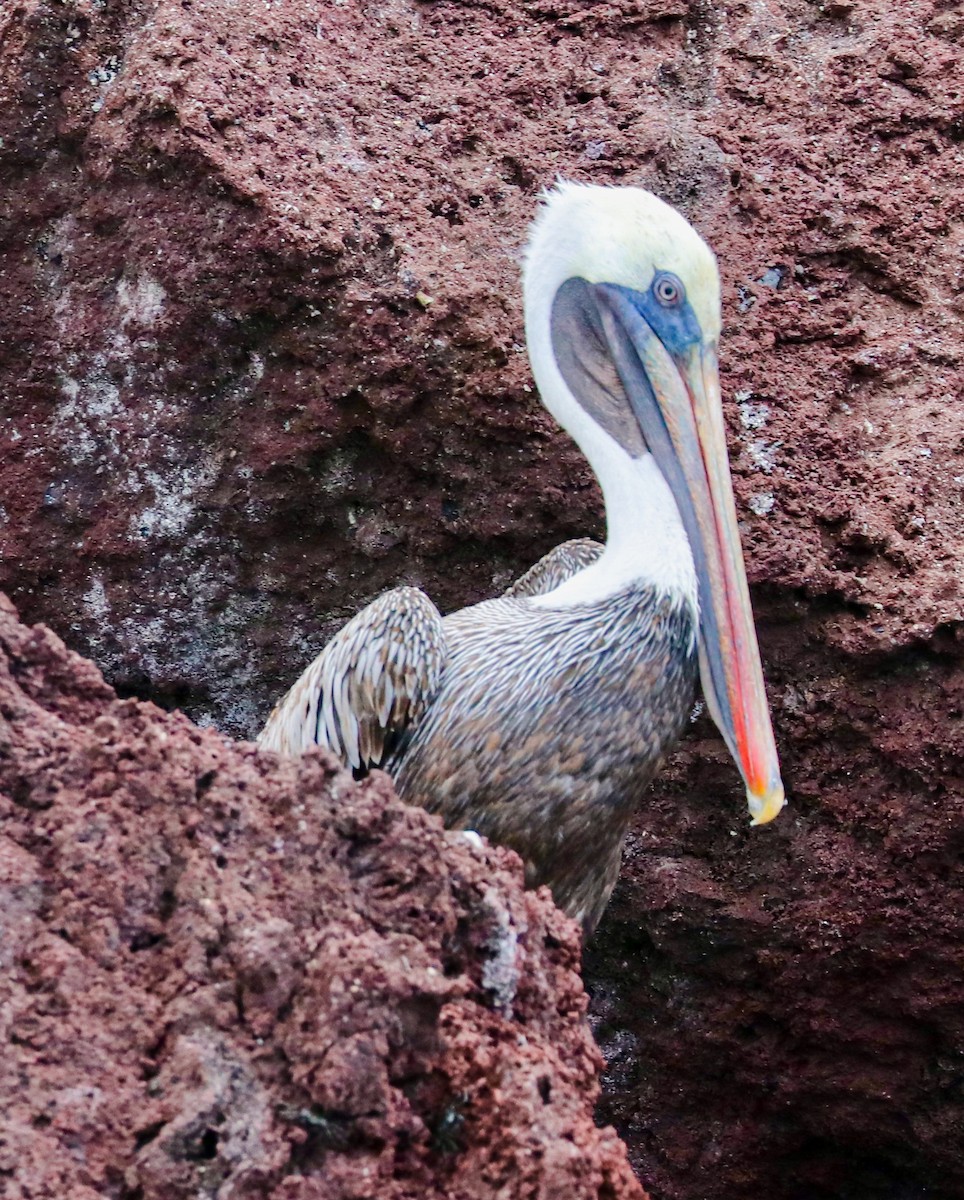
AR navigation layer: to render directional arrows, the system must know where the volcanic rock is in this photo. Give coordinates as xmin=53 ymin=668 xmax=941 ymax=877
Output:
xmin=1 ymin=0 xmax=963 ymax=1198
xmin=0 ymin=595 xmax=642 ymax=1199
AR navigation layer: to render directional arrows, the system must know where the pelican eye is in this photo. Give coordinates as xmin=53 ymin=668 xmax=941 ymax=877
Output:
xmin=653 ymin=272 xmax=684 ymax=308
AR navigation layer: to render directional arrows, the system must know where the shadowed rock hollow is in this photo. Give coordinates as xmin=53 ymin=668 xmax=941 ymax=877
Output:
xmin=0 ymin=595 xmax=641 ymax=1199
xmin=1 ymin=0 xmax=963 ymax=1198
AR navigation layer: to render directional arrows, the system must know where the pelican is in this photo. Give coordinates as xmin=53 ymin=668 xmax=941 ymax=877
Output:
xmin=259 ymin=182 xmax=785 ymax=935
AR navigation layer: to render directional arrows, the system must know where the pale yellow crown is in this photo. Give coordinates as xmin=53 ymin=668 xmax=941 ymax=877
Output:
xmin=525 ymin=180 xmax=722 ymax=343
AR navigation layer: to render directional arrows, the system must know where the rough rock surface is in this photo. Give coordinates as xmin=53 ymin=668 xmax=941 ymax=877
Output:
xmin=1 ymin=0 xmax=963 ymax=1198
xmin=0 ymin=594 xmax=642 ymax=1199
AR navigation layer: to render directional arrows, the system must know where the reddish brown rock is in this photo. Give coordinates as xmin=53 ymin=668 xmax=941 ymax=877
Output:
xmin=0 ymin=594 xmax=642 ymax=1199
xmin=1 ymin=0 xmax=963 ymax=1198
xmin=1 ymin=0 xmax=961 ymax=712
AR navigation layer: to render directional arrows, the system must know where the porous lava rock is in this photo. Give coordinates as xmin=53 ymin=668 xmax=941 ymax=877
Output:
xmin=1 ymin=0 xmax=963 ymax=1198
xmin=0 ymin=595 xmax=642 ymax=1199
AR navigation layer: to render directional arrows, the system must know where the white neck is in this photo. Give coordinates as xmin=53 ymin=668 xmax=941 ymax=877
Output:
xmin=531 ymin=446 xmax=699 ymax=611
xmin=524 ymin=241 xmax=698 ymax=615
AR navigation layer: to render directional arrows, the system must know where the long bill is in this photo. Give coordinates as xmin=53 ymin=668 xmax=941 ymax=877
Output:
xmin=593 ymin=284 xmax=785 ymax=825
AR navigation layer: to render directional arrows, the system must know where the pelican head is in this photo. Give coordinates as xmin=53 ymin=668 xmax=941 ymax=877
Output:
xmin=524 ymin=181 xmax=785 ymax=826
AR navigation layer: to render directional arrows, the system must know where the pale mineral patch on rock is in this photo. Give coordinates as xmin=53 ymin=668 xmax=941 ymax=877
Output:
xmin=116 ymin=273 xmax=167 ymax=328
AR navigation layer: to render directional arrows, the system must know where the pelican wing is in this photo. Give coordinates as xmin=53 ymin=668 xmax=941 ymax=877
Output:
xmin=503 ymin=538 xmax=604 ymax=599
xmin=257 ymin=586 xmax=446 ymax=772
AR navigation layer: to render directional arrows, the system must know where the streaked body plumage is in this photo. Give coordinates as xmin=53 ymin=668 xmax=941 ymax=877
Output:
xmin=260 ymin=539 xmax=694 ymax=933
xmin=391 ymin=576 xmax=695 ymax=933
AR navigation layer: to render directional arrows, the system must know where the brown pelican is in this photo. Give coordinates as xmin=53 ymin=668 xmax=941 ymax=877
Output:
xmin=258 ymin=182 xmax=785 ymax=935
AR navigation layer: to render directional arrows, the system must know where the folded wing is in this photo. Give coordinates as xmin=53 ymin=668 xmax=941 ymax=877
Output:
xmin=503 ymin=538 xmax=604 ymax=599
xmin=257 ymin=586 xmax=446 ymax=773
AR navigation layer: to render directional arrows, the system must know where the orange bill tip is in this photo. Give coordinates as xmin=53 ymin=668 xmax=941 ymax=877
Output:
xmin=747 ymin=781 xmax=786 ymax=826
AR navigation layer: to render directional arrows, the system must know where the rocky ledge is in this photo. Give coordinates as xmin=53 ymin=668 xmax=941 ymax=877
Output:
xmin=0 ymin=596 xmax=641 ymax=1199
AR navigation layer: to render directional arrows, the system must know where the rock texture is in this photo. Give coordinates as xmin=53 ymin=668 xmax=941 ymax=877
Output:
xmin=1 ymin=0 xmax=963 ymax=1198
xmin=0 ymin=595 xmax=641 ymax=1199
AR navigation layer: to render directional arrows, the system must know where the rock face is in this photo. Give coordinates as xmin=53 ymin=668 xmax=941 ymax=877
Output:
xmin=1 ymin=1 xmax=963 ymax=1198
xmin=0 ymin=595 xmax=642 ymax=1199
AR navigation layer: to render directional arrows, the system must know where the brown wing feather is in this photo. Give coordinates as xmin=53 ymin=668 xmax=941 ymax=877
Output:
xmin=502 ymin=538 xmax=605 ymax=599
xmin=257 ymin=587 xmax=446 ymax=772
